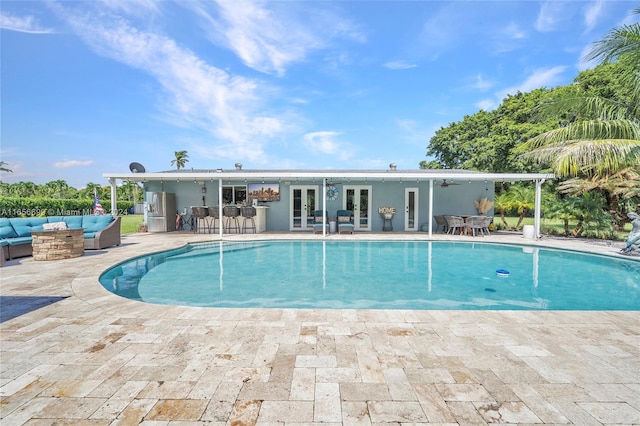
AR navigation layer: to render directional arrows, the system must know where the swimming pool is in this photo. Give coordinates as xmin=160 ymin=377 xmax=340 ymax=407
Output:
xmin=99 ymin=240 xmax=640 ymax=310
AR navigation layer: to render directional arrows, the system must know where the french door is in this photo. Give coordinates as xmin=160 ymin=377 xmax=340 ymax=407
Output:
xmin=405 ymin=188 xmax=419 ymax=231
xmin=344 ymin=185 xmax=371 ymax=231
xmin=290 ymin=185 xmax=318 ymax=230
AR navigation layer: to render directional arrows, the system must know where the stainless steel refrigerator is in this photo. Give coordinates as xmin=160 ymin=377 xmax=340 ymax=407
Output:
xmin=146 ymin=192 xmax=176 ymax=232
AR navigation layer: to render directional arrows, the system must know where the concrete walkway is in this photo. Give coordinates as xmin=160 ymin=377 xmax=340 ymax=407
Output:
xmin=1 ymin=231 xmax=639 ymax=425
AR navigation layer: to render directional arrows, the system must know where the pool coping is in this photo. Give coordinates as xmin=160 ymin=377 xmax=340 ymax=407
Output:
xmin=1 ymin=231 xmax=639 ymax=424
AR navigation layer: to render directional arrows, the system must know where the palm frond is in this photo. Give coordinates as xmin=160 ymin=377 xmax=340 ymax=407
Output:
xmin=521 ymin=119 xmax=640 ymax=150
xmin=583 ymin=21 xmax=640 ymax=65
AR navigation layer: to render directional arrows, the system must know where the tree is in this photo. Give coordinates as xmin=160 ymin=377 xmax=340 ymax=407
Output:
xmin=171 ymin=151 xmax=189 ymax=170
xmin=519 ymin=8 xmax=640 ymax=179
xmin=43 ymin=180 xmax=71 ymax=198
xmin=425 ymin=89 xmax=558 ymax=172
xmin=505 ymin=185 xmax=536 ymax=231
xmin=0 ymin=161 xmax=12 ymax=173
xmin=493 ymin=192 xmax=513 ymax=230
xmin=545 ymin=196 xmax=581 ymax=237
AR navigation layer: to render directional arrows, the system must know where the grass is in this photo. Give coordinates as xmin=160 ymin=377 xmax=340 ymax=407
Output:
xmin=120 ymin=214 xmax=145 ymax=234
xmin=495 ymin=216 xmax=631 ymax=241
xmin=119 ymin=214 xmax=632 ymax=241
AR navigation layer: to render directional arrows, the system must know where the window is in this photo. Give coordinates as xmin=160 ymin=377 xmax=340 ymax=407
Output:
xmin=222 ymin=186 xmax=247 ymax=205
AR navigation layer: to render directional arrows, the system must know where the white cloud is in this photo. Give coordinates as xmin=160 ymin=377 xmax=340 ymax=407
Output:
xmin=53 ymin=160 xmax=94 ymax=168
xmin=577 ymin=44 xmax=599 ymax=71
xmin=475 ymin=99 xmax=497 ymax=111
xmin=101 ymin=0 xmax=160 ymax=15
xmin=583 ymin=1 xmax=604 ymax=33
xmin=498 ymin=66 xmax=567 ymax=99
xmin=384 ymin=61 xmax=417 ymax=70
xmin=470 ymin=74 xmax=494 ymax=91
xmin=303 ymin=131 xmax=354 ymax=161
xmin=0 ymin=12 xmax=53 ymax=34
xmin=503 ymin=22 xmax=526 ymax=40
xmin=51 ymin=2 xmax=290 ymax=164
xmin=303 ymin=131 xmax=341 ymax=155
xmin=535 ymin=1 xmax=568 ymax=33
xmin=187 ymin=0 xmax=363 ymax=76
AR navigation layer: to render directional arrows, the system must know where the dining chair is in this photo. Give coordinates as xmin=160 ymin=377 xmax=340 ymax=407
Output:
xmin=444 ymin=215 xmax=465 ymax=235
xmin=433 ymin=215 xmax=448 ymax=233
xmin=465 ymin=216 xmax=485 ymax=236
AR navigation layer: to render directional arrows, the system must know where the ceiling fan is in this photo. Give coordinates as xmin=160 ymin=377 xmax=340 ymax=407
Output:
xmin=440 ymin=179 xmax=461 ymax=187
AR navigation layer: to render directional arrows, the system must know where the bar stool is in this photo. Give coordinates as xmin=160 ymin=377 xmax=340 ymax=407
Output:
xmin=223 ymin=205 xmax=241 ymax=233
xmin=208 ymin=206 xmax=220 ymax=233
xmin=191 ymin=206 xmax=210 ymax=233
xmin=241 ymin=206 xmax=256 ymax=234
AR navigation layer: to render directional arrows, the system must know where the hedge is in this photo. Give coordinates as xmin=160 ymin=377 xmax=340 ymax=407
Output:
xmin=0 ymin=197 xmax=134 ymax=218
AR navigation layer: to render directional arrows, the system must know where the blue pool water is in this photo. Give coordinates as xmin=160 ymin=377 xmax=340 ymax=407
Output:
xmin=99 ymin=241 xmax=640 ymax=310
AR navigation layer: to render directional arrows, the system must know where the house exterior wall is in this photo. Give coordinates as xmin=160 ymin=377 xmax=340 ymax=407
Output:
xmin=143 ymin=179 xmax=495 ymax=232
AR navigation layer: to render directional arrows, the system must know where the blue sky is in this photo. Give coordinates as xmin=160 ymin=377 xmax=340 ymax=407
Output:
xmin=1 ymin=1 xmax=638 ymax=188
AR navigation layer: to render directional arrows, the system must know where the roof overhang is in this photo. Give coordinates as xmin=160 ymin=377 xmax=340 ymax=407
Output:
xmin=104 ymin=169 xmax=554 ymax=183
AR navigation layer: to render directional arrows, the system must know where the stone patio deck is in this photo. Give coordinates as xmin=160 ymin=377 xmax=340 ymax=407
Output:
xmin=1 ymin=231 xmax=639 ymax=425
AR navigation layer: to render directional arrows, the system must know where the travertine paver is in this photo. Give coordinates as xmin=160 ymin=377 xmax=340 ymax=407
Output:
xmin=1 ymin=231 xmax=639 ymax=425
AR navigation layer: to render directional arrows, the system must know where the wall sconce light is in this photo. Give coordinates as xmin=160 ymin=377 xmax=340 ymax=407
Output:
xmin=201 ymin=186 xmax=207 ymax=194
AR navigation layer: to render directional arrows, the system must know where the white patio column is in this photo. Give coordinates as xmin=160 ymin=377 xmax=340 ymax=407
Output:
xmin=322 ymin=178 xmax=327 ymax=236
xmin=109 ymin=177 xmax=117 ymax=215
xmin=428 ymin=179 xmax=434 ymax=238
xmin=534 ymin=178 xmax=545 ymax=239
xmin=218 ymin=179 xmax=223 ymax=238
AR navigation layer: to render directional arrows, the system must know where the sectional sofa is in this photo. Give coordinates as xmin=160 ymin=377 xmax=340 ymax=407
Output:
xmin=0 ymin=215 xmax=121 ymax=261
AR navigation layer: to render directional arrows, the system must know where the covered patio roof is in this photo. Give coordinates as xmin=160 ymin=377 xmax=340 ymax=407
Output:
xmin=104 ymin=167 xmax=553 ymax=183
xmin=103 ymin=167 xmax=555 ymax=238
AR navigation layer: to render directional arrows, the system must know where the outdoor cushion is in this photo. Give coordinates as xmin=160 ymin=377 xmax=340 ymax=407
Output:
xmin=0 ymin=218 xmax=18 ymax=239
xmin=83 ymin=231 xmax=97 ymax=239
xmin=48 ymin=216 xmax=83 ymax=229
xmin=5 ymin=236 xmax=33 ymax=246
xmin=338 ymin=216 xmax=351 ymax=223
xmin=82 ymin=215 xmax=114 ymax=233
xmin=9 ymin=217 xmax=48 ymax=237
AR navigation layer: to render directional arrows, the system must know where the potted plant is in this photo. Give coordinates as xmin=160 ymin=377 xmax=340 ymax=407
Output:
xmin=474 ymin=197 xmax=494 ymax=215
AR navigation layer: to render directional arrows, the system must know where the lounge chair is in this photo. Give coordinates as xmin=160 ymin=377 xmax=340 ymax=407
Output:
xmin=337 ymin=210 xmax=355 ymax=234
xmin=313 ymin=210 xmax=329 ymax=234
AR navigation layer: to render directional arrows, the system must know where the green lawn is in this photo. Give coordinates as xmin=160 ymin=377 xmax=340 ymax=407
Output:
xmin=120 ymin=214 xmax=145 ymax=234
xmin=119 ymin=213 xmax=631 ymax=241
xmin=494 ymin=216 xmax=631 ymax=240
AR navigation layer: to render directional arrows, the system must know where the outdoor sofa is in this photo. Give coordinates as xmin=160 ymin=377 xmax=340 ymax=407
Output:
xmin=0 ymin=215 xmax=121 ymax=260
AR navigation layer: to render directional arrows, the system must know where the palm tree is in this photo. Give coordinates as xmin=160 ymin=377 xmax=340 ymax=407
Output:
xmin=0 ymin=161 xmax=12 ymax=173
xmin=43 ymin=180 xmax=70 ymax=198
xmin=493 ymin=192 xmax=513 ymax=230
xmin=506 ymin=185 xmax=536 ymax=231
xmin=519 ymin=7 xmax=640 ymax=178
xmin=171 ymin=151 xmax=189 ymax=170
